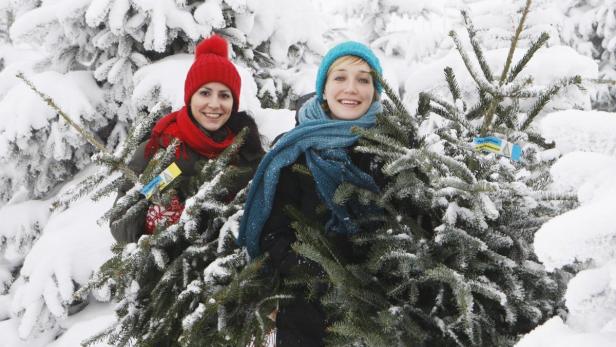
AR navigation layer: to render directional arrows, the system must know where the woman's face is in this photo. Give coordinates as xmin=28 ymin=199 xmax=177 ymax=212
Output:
xmin=324 ymin=59 xmax=375 ymax=120
xmin=190 ymin=82 xmax=233 ymax=132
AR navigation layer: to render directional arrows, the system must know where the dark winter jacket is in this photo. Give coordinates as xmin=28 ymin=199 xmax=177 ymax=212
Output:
xmin=259 ymin=143 xmax=385 ymax=347
xmin=110 ymin=111 xmax=264 ymax=243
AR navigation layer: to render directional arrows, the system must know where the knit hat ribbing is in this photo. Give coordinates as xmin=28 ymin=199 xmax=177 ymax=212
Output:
xmin=315 ymin=41 xmax=383 ymax=103
xmin=184 ymin=35 xmax=241 ymax=111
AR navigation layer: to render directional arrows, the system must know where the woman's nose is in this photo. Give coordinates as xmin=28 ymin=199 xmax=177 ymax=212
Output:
xmin=343 ymin=80 xmax=358 ymax=93
xmin=207 ymin=96 xmax=220 ymax=108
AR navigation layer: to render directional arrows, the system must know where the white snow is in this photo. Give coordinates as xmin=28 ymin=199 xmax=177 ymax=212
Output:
xmin=48 ymin=302 xmax=115 ymax=347
xmin=522 ymin=110 xmax=616 ymax=346
xmin=0 ymin=70 xmax=103 ymax=143
xmin=516 ymin=316 xmax=616 ymax=347
xmin=0 ymin=167 xmax=115 ymax=342
xmin=540 ymin=110 xmax=616 ymax=157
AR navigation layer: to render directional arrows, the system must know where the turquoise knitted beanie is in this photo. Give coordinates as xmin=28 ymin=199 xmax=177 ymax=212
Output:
xmin=315 ymin=41 xmax=383 ymax=103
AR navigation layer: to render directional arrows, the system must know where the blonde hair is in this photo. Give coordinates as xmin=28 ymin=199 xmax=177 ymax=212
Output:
xmin=326 ymin=55 xmax=370 ymax=76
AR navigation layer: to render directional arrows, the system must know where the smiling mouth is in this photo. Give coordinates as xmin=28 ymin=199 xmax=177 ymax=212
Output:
xmin=339 ymin=99 xmax=361 ymax=106
xmin=201 ymin=112 xmax=223 ymax=119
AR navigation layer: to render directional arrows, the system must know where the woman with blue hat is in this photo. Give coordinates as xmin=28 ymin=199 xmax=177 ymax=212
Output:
xmin=238 ymin=41 xmax=385 ymax=346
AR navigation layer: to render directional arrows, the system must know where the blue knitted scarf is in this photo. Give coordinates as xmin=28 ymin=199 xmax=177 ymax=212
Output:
xmin=237 ymin=96 xmax=382 ymax=258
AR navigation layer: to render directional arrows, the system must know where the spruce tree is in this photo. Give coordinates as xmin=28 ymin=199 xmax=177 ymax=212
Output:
xmin=68 ymin=108 xmax=277 ymax=346
xmin=285 ymin=2 xmax=577 ymax=346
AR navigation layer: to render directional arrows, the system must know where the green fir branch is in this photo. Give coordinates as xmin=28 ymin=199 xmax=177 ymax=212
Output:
xmin=425 ymin=150 xmax=477 ymax=185
xmin=444 ymin=67 xmax=463 ymax=103
xmin=462 ymin=11 xmax=494 ymax=82
xmin=464 ymin=92 xmax=492 ymax=120
xmin=373 ymin=72 xmax=411 ymax=120
xmin=119 ymin=102 xmax=170 ymax=161
xmin=51 ymin=173 xmax=107 ymax=211
xmin=352 ymin=126 xmax=408 ymax=157
xmin=526 ymin=130 xmax=555 ymax=149
xmin=420 ymin=92 xmax=473 ymax=130
xmin=375 ymin=112 xmax=415 ymax=146
xmin=586 ymin=78 xmax=616 ymax=85
xmin=90 ymin=175 xmax=128 ymax=202
xmin=424 ymin=265 xmax=475 ymax=341
xmin=481 ymin=0 xmax=533 ymax=136
xmin=507 ymin=32 xmax=550 ymax=83
xmin=499 ymin=0 xmax=533 ymax=85
xmin=449 ymin=30 xmax=497 ymax=95
xmin=521 ymin=76 xmax=582 ymax=130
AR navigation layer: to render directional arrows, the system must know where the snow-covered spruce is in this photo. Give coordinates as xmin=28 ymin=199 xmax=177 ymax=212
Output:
xmin=78 ymin=130 xmax=274 ymax=347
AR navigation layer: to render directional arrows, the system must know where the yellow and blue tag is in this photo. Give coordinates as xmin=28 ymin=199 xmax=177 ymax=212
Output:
xmin=140 ymin=162 xmax=182 ymax=200
xmin=473 ymin=136 xmax=522 ymax=161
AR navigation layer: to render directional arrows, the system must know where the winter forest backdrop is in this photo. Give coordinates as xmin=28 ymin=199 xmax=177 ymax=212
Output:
xmin=0 ymin=0 xmax=615 ymax=346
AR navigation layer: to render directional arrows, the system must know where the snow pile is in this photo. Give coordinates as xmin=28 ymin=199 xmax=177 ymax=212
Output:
xmin=516 ymin=316 xmax=616 ymax=347
xmin=540 ymin=110 xmax=616 ymax=157
xmin=0 ymin=44 xmax=45 ymax=99
xmin=242 ymin=0 xmax=328 ymax=65
xmin=131 ymin=53 xmax=196 ymax=111
xmin=519 ymin=110 xmax=616 ymax=346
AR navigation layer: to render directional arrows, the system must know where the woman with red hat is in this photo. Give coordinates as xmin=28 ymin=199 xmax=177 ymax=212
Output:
xmin=110 ymin=35 xmax=264 ymax=243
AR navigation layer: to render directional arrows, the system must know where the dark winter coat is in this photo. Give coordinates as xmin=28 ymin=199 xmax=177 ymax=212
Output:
xmin=110 ymin=111 xmax=264 ymax=243
xmin=259 ymin=144 xmax=386 ymax=347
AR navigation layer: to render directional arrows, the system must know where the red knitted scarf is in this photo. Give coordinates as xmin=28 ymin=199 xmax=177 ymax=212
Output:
xmin=145 ymin=106 xmax=235 ymax=159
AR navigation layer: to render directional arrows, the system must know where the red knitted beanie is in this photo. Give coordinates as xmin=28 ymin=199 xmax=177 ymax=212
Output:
xmin=184 ymin=35 xmax=241 ymax=111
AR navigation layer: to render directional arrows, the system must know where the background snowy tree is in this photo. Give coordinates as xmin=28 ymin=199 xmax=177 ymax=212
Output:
xmin=0 ymin=1 xmax=10 ymax=46
xmin=560 ymin=0 xmax=616 ymax=111
xmin=308 ymin=0 xmax=461 ymax=97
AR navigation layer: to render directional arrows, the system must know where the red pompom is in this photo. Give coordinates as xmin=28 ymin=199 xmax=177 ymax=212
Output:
xmin=195 ymin=34 xmax=228 ymax=59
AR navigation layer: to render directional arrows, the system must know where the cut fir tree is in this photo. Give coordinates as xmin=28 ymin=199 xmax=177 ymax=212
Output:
xmin=286 ymin=1 xmax=578 ymax=346
xmin=17 ymin=77 xmax=277 ymax=346
xmin=75 ymin=124 xmax=280 ymax=347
